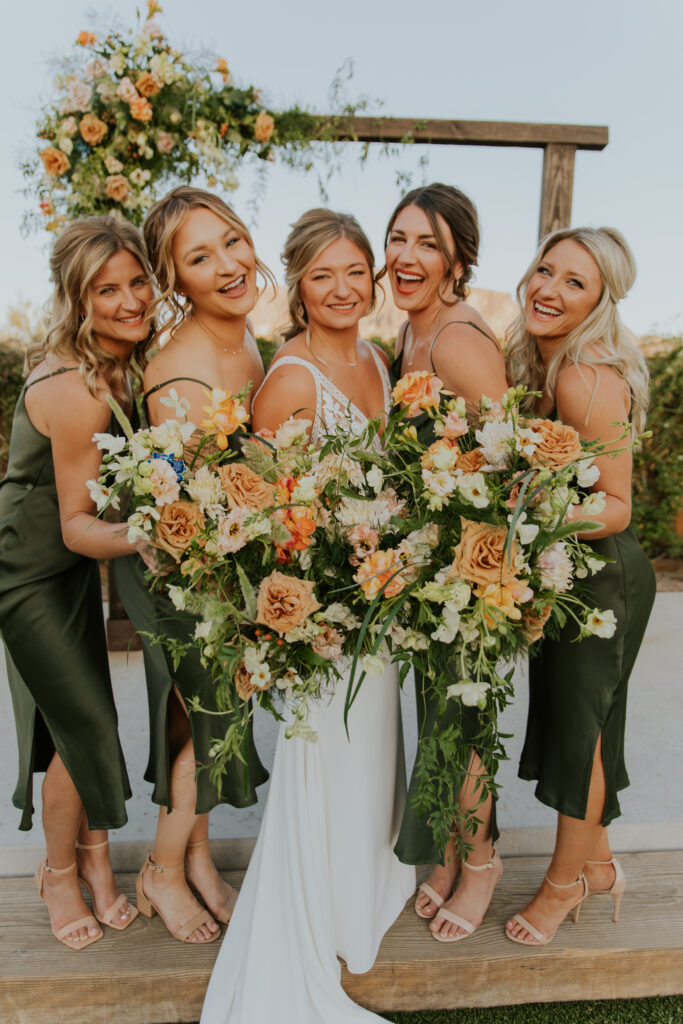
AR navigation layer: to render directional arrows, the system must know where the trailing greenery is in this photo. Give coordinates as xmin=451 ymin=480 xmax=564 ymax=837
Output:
xmin=384 ymin=995 xmax=683 ymax=1024
xmin=632 ymin=339 xmax=683 ymax=558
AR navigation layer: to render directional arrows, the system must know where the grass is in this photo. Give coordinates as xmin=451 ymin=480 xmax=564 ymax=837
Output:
xmin=383 ymin=996 xmax=683 ymax=1024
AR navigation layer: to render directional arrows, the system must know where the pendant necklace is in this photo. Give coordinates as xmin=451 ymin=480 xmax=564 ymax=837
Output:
xmin=193 ymin=311 xmax=245 ymax=356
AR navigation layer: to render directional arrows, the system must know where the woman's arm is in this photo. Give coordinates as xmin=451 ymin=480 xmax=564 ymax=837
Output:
xmin=555 ymin=363 xmax=633 ymax=538
xmin=431 ymin=323 xmax=508 ymax=406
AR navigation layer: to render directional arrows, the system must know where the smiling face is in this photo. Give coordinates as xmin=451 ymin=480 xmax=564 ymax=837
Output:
xmin=171 ymin=206 xmax=257 ymax=318
xmin=87 ymin=248 xmax=153 ymax=356
xmin=525 ymin=238 xmax=603 ymax=349
xmin=299 ymin=236 xmax=373 ymax=333
xmin=384 ymin=203 xmax=464 ymax=312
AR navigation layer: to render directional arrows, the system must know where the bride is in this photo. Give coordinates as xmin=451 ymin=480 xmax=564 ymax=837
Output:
xmin=200 ymin=209 xmax=415 ymax=1024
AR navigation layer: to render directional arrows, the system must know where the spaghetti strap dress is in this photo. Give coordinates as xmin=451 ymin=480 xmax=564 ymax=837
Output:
xmin=518 ymin=410 xmax=656 ymax=824
xmin=113 ymin=374 xmax=268 ymax=814
xmin=0 ymin=368 xmax=131 ymax=831
xmin=390 ymin=319 xmax=505 ymax=865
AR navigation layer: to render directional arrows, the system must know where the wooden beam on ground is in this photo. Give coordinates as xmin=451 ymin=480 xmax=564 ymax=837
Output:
xmin=539 ymin=143 xmax=577 ymax=239
xmin=1 ymin=851 xmax=680 ymax=1023
xmin=331 ymin=117 xmax=608 ymax=151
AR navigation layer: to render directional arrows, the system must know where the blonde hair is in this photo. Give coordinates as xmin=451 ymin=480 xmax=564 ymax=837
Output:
xmin=281 ymin=208 xmax=377 ymax=342
xmin=506 ymin=226 xmax=649 ymax=434
xmin=377 ymin=182 xmax=480 ymax=303
xmin=143 ymin=186 xmax=275 ymax=331
xmin=26 ymin=215 xmax=155 ymax=411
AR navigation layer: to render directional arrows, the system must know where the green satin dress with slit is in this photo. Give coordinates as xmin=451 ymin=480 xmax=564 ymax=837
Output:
xmin=0 ymin=368 xmax=131 ymax=831
xmin=113 ymin=374 xmax=268 ymax=814
xmin=390 ymin=322 xmax=503 ymax=865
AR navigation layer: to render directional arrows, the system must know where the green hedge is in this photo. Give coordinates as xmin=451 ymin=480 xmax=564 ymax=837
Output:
xmin=0 ymin=345 xmax=25 ymax=476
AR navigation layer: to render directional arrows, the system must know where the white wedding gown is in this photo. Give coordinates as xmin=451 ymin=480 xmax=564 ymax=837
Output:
xmin=200 ymin=352 xmax=416 ymax=1024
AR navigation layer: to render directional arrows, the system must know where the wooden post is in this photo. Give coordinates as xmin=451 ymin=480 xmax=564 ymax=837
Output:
xmin=539 ymin=143 xmax=577 ymax=239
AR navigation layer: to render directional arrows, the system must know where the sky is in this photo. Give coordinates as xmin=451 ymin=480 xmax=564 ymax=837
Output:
xmin=1 ymin=0 xmax=681 ymax=338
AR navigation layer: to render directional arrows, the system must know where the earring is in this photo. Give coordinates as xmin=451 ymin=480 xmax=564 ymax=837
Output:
xmin=78 ymin=314 xmax=85 ymax=324
xmin=297 ymin=302 xmax=305 ymax=319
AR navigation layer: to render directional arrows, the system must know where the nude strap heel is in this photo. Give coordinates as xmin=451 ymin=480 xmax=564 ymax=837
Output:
xmin=76 ymin=839 xmax=138 ymax=930
xmin=586 ymin=856 xmax=626 ymax=922
xmin=135 ymin=853 xmax=220 ymax=943
xmin=431 ymin=849 xmax=502 ymax=943
xmin=34 ymin=859 xmax=103 ymax=951
xmin=506 ymin=872 xmax=589 ymax=946
xmin=185 ymin=837 xmax=238 ymax=923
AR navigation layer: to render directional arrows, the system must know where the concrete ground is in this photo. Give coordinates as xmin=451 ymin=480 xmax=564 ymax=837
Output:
xmin=1 ymin=593 xmax=681 ymax=875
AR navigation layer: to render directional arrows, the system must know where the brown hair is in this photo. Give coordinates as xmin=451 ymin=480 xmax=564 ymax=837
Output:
xmin=26 ymin=215 xmax=155 ymax=411
xmin=281 ymin=208 xmax=377 ymax=341
xmin=379 ymin=182 xmax=480 ymax=303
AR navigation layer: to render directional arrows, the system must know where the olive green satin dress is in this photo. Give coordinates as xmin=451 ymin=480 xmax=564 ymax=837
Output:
xmin=519 ymin=496 xmax=656 ymax=825
xmin=0 ymin=369 xmax=131 ymax=831
xmin=391 ymin=323 xmax=502 ymax=865
xmin=113 ymin=375 xmax=268 ymax=814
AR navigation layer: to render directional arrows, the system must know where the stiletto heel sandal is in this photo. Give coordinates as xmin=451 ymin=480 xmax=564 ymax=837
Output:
xmin=135 ymin=853 xmax=220 ymax=943
xmin=586 ymin=857 xmax=626 ymax=922
xmin=506 ymin=871 xmax=589 ymax=946
xmin=431 ymin=849 xmax=502 ymax=943
xmin=34 ymin=859 xmax=102 ymax=951
xmin=76 ymin=839 xmax=138 ymax=931
xmin=185 ymin=838 xmax=237 ymax=924
xmin=414 ymin=882 xmax=447 ymax=920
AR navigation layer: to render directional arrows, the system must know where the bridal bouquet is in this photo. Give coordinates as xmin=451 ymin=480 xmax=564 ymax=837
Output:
xmin=375 ymin=373 xmax=621 ymax=852
xmin=90 ymin=386 xmax=419 ymax=781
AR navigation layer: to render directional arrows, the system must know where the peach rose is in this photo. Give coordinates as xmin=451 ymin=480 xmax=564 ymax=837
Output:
xmin=154 ymin=500 xmax=205 ymax=561
xmin=129 ymin=96 xmax=154 ymax=122
xmin=39 ymin=147 xmax=70 ymax=176
xmin=105 ymin=174 xmax=131 ymax=202
xmin=354 ymin=548 xmax=406 ymax=600
xmin=256 ymin=571 xmax=321 ymax=635
xmin=456 ymin=447 xmax=487 ymax=473
xmin=311 ymin=625 xmax=344 ymax=660
xmin=527 ymin=418 xmax=582 ymax=471
xmin=450 ymin=517 xmax=518 ymax=589
xmin=392 ymin=371 xmax=442 ymax=418
xmin=522 ymin=602 xmax=552 ymax=644
xmin=218 ymin=464 xmax=276 ymax=511
xmin=156 ymin=131 xmax=175 ymax=153
xmin=79 ymin=113 xmax=108 ymax=146
xmin=137 ymin=72 xmax=162 ymax=97
xmin=253 ymin=111 xmax=275 ymax=143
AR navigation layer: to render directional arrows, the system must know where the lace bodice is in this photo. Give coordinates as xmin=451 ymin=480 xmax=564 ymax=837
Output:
xmin=262 ymin=348 xmax=391 ymax=447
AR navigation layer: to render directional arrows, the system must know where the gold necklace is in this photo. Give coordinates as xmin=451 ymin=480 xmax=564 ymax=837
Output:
xmin=192 ymin=311 xmax=246 ymax=356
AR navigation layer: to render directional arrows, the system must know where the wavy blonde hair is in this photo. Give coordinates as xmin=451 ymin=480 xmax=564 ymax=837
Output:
xmin=506 ymin=226 xmax=649 ymax=434
xmin=281 ymin=208 xmax=377 ymax=342
xmin=143 ymin=186 xmax=275 ymax=332
xmin=26 ymin=215 xmax=155 ymax=411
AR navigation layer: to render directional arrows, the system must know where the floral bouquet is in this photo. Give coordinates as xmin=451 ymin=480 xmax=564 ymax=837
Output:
xmin=91 ymin=385 xmax=426 ymax=784
xmin=372 ymin=372 xmax=622 ymax=853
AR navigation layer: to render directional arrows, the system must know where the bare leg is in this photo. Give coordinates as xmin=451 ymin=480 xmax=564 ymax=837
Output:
xmin=184 ymin=817 xmax=238 ymax=922
xmin=76 ymin=821 xmax=135 ymax=926
xmin=430 ymin=751 xmax=500 ymax=939
xmin=40 ymin=753 xmax=101 ymax=944
xmin=506 ymin=736 xmax=608 ymax=942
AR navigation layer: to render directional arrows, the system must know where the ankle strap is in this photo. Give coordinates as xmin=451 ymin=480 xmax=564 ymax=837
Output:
xmin=43 ymin=859 xmax=77 ymax=875
xmin=585 ymin=857 xmax=615 ymax=865
xmin=76 ymin=839 xmax=109 ymax=851
xmin=545 ymin=871 xmax=585 ymax=889
xmin=146 ymin=854 xmax=184 ymax=874
xmin=186 ymin=838 xmax=209 ymax=850
xmin=462 ymin=849 xmax=498 ymax=872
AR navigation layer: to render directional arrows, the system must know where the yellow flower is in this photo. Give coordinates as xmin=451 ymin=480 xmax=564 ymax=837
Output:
xmin=200 ymin=388 xmax=249 ymax=450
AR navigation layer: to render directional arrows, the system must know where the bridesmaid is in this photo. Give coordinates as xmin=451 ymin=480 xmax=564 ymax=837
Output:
xmin=117 ymin=187 xmax=271 ymax=944
xmin=505 ymin=227 xmax=655 ymax=945
xmin=0 ymin=216 xmax=156 ymax=948
xmin=382 ymin=183 xmax=509 ymax=942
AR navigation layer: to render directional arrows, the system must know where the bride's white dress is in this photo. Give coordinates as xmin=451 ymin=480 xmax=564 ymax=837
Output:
xmin=200 ymin=351 xmax=416 ymax=1024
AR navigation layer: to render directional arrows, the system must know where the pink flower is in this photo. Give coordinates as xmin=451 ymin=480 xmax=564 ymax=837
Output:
xmin=61 ymin=116 xmax=78 ymax=137
xmin=215 ymin=507 xmax=249 ymax=554
xmin=116 ymin=76 xmax=139 ymax=103
xmin=156 ymin=131 xmax=175 ymax=154
xmin=442 ymin=410 xmax=468 ymax=439
xmin=311 ymin=625 xmax=344 ymax=660
xmin=149 ymin=459 xmax=180 ymax=507
xmin=65 ymin=79 xmax=93 ymax=112
xmin=347 ymin=524 xmax=379 ymax=566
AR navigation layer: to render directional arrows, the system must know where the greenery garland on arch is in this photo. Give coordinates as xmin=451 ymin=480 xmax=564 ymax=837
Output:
xmin=22 ymin=1 xmax=363 ymax=233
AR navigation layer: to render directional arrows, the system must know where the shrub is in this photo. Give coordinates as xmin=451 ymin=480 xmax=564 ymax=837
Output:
xmin=0 ymin=345 xmax=26 ymax=476
xmin=632 ymin=339 xmax=683 ymax=558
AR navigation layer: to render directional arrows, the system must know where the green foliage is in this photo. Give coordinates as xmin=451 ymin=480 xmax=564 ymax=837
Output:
xmin=0 ymin=345 xmax=26 ymax=477
xmin=385 ymin=995 xmax=683 ymax=1024
xmin=632 ymin=340 xmax=683 ymax=558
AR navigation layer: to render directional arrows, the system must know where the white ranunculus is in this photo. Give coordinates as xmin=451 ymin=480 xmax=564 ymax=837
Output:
xmin=431 ymin=445 xmax=458 ymax=471
xmin=291 ymin=474 xmax=317 ymax=504
xmin=323 ymin=603 xmax=362 ymax=629
xmin=475 ymin=419 xmax=514 ymax=469
xmin=422 ymin=469 xmax=457 ymax=498
xmin=274 ymin=416 xmax=311 ymax=449
xmin=361 ymin=654 xmax=385 ymax=677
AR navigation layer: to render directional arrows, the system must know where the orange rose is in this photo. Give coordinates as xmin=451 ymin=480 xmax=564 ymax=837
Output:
xmin=273 ymin=506 xmax=317 ymax=551
xmin=450 ymin=517 xmax=518 ymax=589
xmin=392 ymin=371 xmax=442 ymax=418
xmin=79 ymin=113 xmax=108 ymax=146
xmin=253 ymin=111 xmax=274 ymax=143
xmin=218 ymin=464 xmax=276 ymax=511
xmin=39 ymin=147 xmax=70 ymax=176
xmin=154 ymin=501 xmax=205 ymax=561
xmin=129 ymin=96 xmax=154 ymax=122
xmin=456 ymin=447 xmax=487 ymax=473
xmin=105 ymin=174 xmax=131 ymax=202
xmin=527 ymin=418 xmax=582 ymax=471
xmin=522 ymin=602 xmax=552 ymax=644
xmin=354 ymin=548 xmax=406 ymax=600
xmin=136 ymin=72 xmax=162 ymax=97
xmin=76 ymin=30 xmax=97 ymax=45
xmin=256 ymin=571 xmax=321 ymax=635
